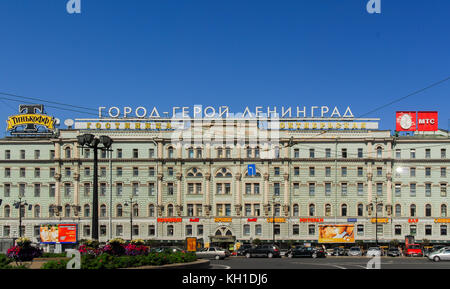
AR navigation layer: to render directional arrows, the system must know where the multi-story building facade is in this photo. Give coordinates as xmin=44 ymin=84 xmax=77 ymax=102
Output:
xmin=0 ymin=109 xmax=449 ymax=249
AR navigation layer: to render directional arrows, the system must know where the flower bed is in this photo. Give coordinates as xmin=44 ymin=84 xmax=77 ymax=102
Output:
xmin=41 ymin=251 xmax=197 ymax=269
xmin=6 ymin=238 xmax=42 ymax=262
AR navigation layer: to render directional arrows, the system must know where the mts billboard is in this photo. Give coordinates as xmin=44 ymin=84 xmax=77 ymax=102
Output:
xmin=396 ymin=111 xmax=438 ymax=132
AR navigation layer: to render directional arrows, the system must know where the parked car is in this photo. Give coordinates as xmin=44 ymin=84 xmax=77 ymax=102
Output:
xmin=286 ymin=246 xmax=326 ymax=258
xmin=151 ymin=246 xmax=185 ymax=253
xmin=326 ymin=248 xmax=334 ymax=256
xmin=405 ymin=244 xmax=423 ymax=257
xmin=331 ymin=247 xmax=346 ymax=256
xmin=236 ymin=244 xmax=253 ymax=256
xmin=428 ymin=247 xmax=450 ymax=262
xmin=246 ymin=244 xmax=281 ymax=258
xmin=196 ymin=247 xmax=229 ymax=260
xmin=347 ymin=246 xmax=363 ymax=256
xmin=425 ymin=245 xmax=447 ymax=257
xmin=387 ymin=248 xmax=401 ymax=257
xmin=366 ymin=247 xmax=382 ymax=257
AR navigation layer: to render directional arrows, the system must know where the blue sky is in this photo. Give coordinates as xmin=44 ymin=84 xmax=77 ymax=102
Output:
xmin=0 ymin=0 xmax=449 ymax=135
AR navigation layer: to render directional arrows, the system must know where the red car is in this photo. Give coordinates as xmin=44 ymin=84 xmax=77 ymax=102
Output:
xmin=405 ymin=244 xmax=423 ymax=257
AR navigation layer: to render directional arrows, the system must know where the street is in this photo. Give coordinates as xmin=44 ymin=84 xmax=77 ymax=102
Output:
xmin=208 ymin=256 xmax=450 ymax=269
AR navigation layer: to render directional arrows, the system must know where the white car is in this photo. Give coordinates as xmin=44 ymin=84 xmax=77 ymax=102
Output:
xmin=366 ymin=247 xmax=381 ymax=257
xmin=195 ymin=247 xmax=228 ymax=260
xmin=428 ymin=248 xmax=450 ymax=262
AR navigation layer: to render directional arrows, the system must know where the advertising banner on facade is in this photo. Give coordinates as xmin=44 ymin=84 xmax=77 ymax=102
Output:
xmin=40 ymin=224 xmax=77 ymax=244
xmin=417 ymin=111 xmax=438 ymax=131
xmin=186 ymin=237 xmax=197 ymax=252
xmin=318 ymin=225 xmax=355 ymax=243
xmin=396 ymin=111 xmax=416 ymax=131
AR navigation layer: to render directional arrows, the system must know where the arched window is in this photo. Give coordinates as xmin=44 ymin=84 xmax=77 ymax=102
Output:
xmin=309 ymin=204 xmax=315 ymax=216
xmin=167 ymin=146 xmax=174 ymax=158
xmin=376 ymin=147 xmax=383 ymax=158
xmin=65 ymin=147 xmax=71 ymax=159
xmin=425 ymin=204 xmax=432 ymax=217
xmin=167 ymin=225 xmax=174 ymax=236
xmin=196 ymin=147 xmax=202 ymax=158
xmin=254 ymin=147 xmax=260 ymax=158
xmin=34 ymin=205 xmax=40 ymax=218
xmin=274 ymin=146 xmax=280 ymax=158
xmin=293 ymin=204 xmax=299 ymax=216
xmin=187 ymin=167 xmax=203 ymax=177
xmin=167 ymin=204 xmax=174 ymax=217
xmin=49 ymin=205 xmax=55 ymax=217
xmin=410 ymin=204 xmax=416 ymax=217
xmin=395 ymin=204 xmax=402 ymax=217
xmin=376 ymin=203 xmax=383 ymax=214
xmin=441 ymin=204 xmax=447 ymax=217
xmin=225 ymin=230 xmax=232 ymax=236
xmin=188 ymin=147 xmax=194 ymax=158
xmin=325 ymin=204 xmax=331 ymax=217
xmin=100 ymin=204 xmax=107 ymax=217
xmin=341 ymin=204 xmax=347 ymax=216
xmin=357 ymin=204 xmax=364 ymax=216
xmin=4 ymin=205 xmax=10 ymax=218
xmin=215 ymin=168 xmax=232 ymax=177
xmin=274 ymin=204 xmax=281 ymax=216
xmin=65 ymin=205 xmax=71 ymax=217
xmin=84 ymin=204 xmax=90 ymax=217
xmin=215 ymin=230 xmax=222 ymax=236
xmin=133 ymin=204 xmax=139 ymax=217
xmin=116 ymin=204 xmax=123 ymax=217
xmin=149 ymin=204 xmax=155 ymax=217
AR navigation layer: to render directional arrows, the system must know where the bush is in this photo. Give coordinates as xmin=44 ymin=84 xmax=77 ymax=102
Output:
xmin=7 ymin=239 xmax=42 ymax=262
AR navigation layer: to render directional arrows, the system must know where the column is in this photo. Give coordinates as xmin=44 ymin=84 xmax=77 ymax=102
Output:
xmin=235 ymin=172 xmax=241 ymax=216
xmin=176 ymin=173 xmax=182 ymax=216
xmin=283 ymin=173 xmax=289 ymax=216
xmin=157 ymin=174 xmax=163 ymax=216
xmin=204 ymin=173 xmax=211 ymax=216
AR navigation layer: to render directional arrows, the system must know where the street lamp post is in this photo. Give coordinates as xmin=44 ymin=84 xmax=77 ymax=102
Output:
xmin=124 ymin=197 xmax=137 ymax=241
xmin=371 ymin=197 xmax=383 ymax=246
xmin=272 ymin=195 xmax=276 ymax=246
xmin=14 ymin=198 xmax=32 ymax=238
xmin=77 ymin=134 xmax=113 ymax=241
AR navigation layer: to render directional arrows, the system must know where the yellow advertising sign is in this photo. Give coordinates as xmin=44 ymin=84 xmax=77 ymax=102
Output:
xmin=318 ymin=225 xmax=355 ymax=243
xmin=434 ymin=218 xmax=450 ymax=223
xmin=267 ymin=218 xmax=286 ymax=223
xmin=7 ymin=114 xmax=54 ymax=131
xmin=215 ymin=218 xmax=232 ymax=223
xmin=370 ymin=218 xmax=390 ymax=224
xmin=186 ymin=237 xmax=197 ymax=252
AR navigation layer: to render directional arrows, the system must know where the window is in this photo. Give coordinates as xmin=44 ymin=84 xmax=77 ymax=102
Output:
xmin=225 ymin=204 xmax=231 ymax=216
xmin=325 ymin=183 xmax=331 ymax=196
xmin=309 ymin=149 xmax=315 ymax=158
xmin=357 ymin=204 xmax=364 ymax=216
xmin=308 ymin=225 xmax=315 ymax=235
xmin=225 ymin=148 xmax=231 ymax=158
xmin=168 ymin=167 xmax=174 ymax=176
xmin=20 ymin=150 xmax=26 ymax=159
xmin=395 ymin=204 xmax=401 ymax=217
xmin=4 ymin=206 xmax=10 ymax=218
xmin=441 ymin=225 xmax=447 ymax=236
xmin=168 ymin=183 xmax=174 ymax=195
xmin=341 ymin=183 xmax=348 ymax=196
xmin=425 ymin=149 xmax=431 ymax=159
xmin=254 ymin=204 xmax=260 ymax=216
xmin=294 ymin=149 xmax=299 ymax=158
xmin=357 ymin=167 xmax=363 ymax=177
xmin=395 ymin=225 xmax=402 ymax=236
xmin=132 ymin=183 xmax=139 ymax=196
xmin=4 ymin=168 xmax=10 ymax=178
xmin=64 ymin=183 xmax=71 ymax=197
xmin=410 ymin=149 xmax=416 ymax=159
xmin=34 ymin=184 xmax=40 ymax=197
xmin=292 ymin=204 xmax=299 ymax=216
xmin=325 ymin=148 xmax=331 ymax=158
xmin=20 ymin=168 xmax=26 ymax=178
xmin=325 ymin=167 xmax=331 ymax=177
xmin=149 ymin=167 xmax=155 ymax=177
xmin=149 ymin=148 xmax=155 ymax=158
xmin=168 ymin=147 xmax=174 ymax=158
xmin=441 ymin=168 xmax=447 ymax=178
xmin=309 ymin=167 xmax=315 ymax=177
xmin=425 ymin=225 xmax=432 ymax=236
xmin=441 ymin=204 xmax=447 ymax=217
xmin=357 ymin=183 xmax=364 ymax=196
xmin=245 ymin=204 xmax=251 ymax=216
xmin=254 ymin=183 xmax=260 ymax=195
xmin=255 ymin=224 xmax=262 ymax=236
xmin=325 ymin=204 xmax=331 ymax=216
xmin=49 ymin=184 xmax=55 ymax=198
xmin=148 ymin=183 xmax=155 ymax=196
xmin=293 ymin=183 xmax=300 ymax=195
xmin=101 ymin=150 xmax=107 ymax=159
xmin=358 ymin=148 xmax=363 ymax=158
xmin=197 ymin=225 xmax=204 ymax=235
xmin=100 ymin=225 xmax=107 ymax=237
xmin=4 ymin=184 xmax=10 ymax=197
xmin=5 ymin=150 xmax=10 ymax=160
xmin=133 ymin=167 xmax=139 ymax=177
xmin=341 ymin=167 xmax=347 ymax=177
xmin=376 ymin=147 xmax=382 ymax=158
xmin=133 ymin=149 xmax=139 ymax=158
xmin=84 ymin=205 xmax=90 ymax=217
xmin=342 ymin=148 xmax=347 ymax=158
xmin=64 ymin=148 xmax=71 ymax=159
xmin=187 ymin=204 xmax=194 ymax=217
xmin=294 ymin=167 xmax=300 ymax=176
xmin=441 ymin=149 xmax=446 ymax=159
xmin=341 ymin=204 xmax=347 ymax=216
xmin=309 ymin=204 xmax=315 ymax=216
xmin=117 ymin=149 xmax=122 ymax=158
xmin=84 ymin=149 xmax=91 ymax=158
xmin=309 ymin=183 xmax=315 ymax=196
xmin=19 ymin=183 xmax=25 ymax=197
xmin=65 ymin=167 xmax=71 ymax=177
xmin=410 ymin=204 xmax=416 ymax=217
xmin=376 ymin=183 xmax=382 ymax=196
xmin=425 ymin=183 xmax=432 ymax=197
xmin=100 ymin=205 xmax=107 ymax=217
xmin=186 ymin=225 xmax=193 ymax=236
xmin=116 ymin=204 xmax=123 ymax=217
xmin=147 ymin=225 xmax=156 ymax=236
xmin=274 ymin=224 xmax=280 ymax=235
xmin=243 ymin=225 xmax=250 ymax=236
xmin=274 ymin=183 xmax=280 ymax=196
xmin=116 ymin=225 xmax=123 ymax=237
xmin=196 ymin=148 xmax=202 ymax=158
xmin=100 ymin=183 xmax=107 ymax=196
xmin=395 ymin=184 xmax=401 ymax=197
xmin=274 ymin=167 xmax=280 ymax=176
xmin=50 ymin=168 xmax=55 ymax=177
xmin=116 ymin=183 xmax=123 ymax=196
xmin=441 ymin=184 xmax=447 ymax=197
xmin=293 ymin=224 xmax=299 ymax=235
xmin=100 ymin=167 xmax=106 ymax=177
xmin=377 ymin=167 xmax=382 ymax=177
xmin=357 ymin=225 xmax=364 ymax=236
xmin=168 ymin=204 xmax=174 ymax=217
xmin=410 ymin=183 xmax=416 ymax=197
xmin=34 ymin=150 xmax=40 ymax=160
xmin=410 ymin=167 xmax=416 ymax=177
xmin=425 ymin=167 xmax=431 ymax=177
xmin=425 ymin=204 xmax=432 ymax=217
xmin=395 ymin=149 xmax=401 ymax=159
xmin=274 ymin=204 xmax=281 ymax=217
xmin=376 ymin=224 xmax=383 ymax=235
